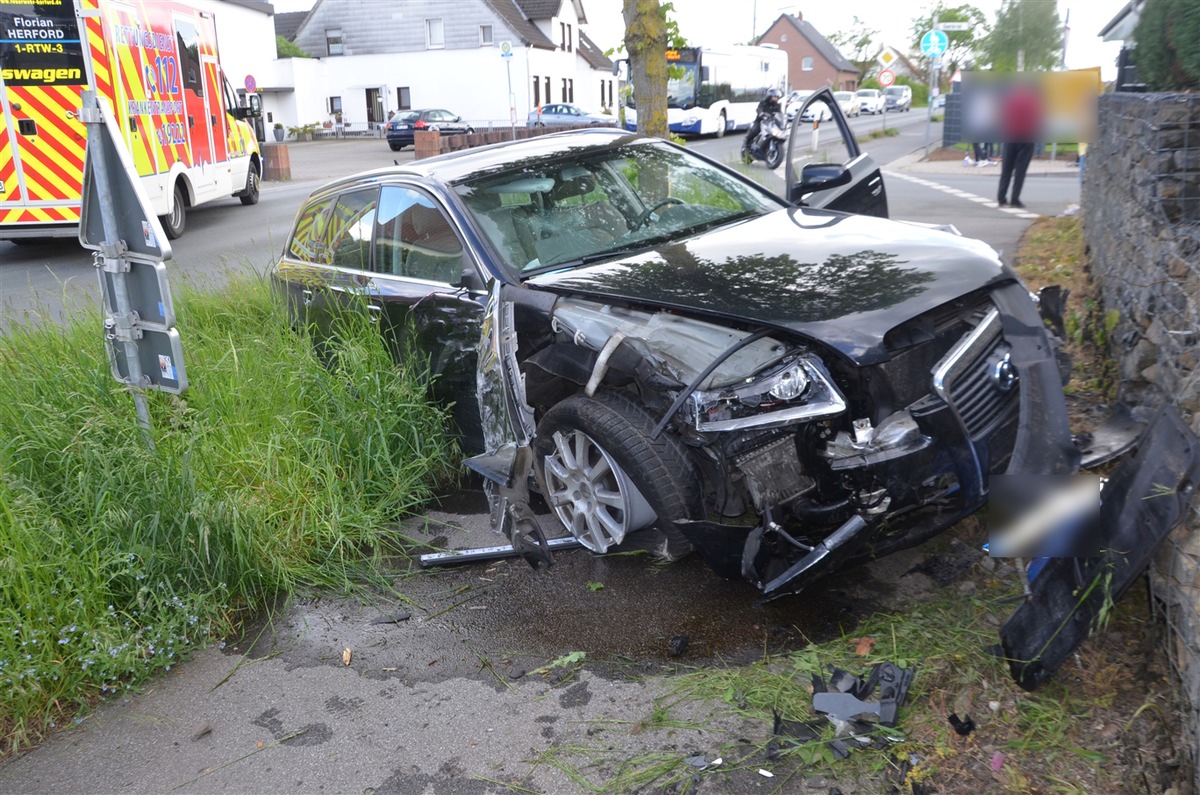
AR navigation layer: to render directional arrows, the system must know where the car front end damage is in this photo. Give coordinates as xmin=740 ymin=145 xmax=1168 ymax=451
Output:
xmin=471 ymin=266 xmax=1079 ymax=599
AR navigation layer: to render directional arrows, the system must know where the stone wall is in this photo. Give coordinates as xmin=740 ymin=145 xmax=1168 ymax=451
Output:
xmin=1082 ymin=91 xmax=1200 ymax=790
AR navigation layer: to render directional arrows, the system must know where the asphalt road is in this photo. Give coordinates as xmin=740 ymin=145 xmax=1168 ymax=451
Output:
xmin=0 ymin=125 xmax=1083 ymax=794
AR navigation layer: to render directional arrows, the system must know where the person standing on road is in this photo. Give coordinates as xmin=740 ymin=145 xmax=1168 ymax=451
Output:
xmin=997 ymin=79 xmax=1043 ymax=208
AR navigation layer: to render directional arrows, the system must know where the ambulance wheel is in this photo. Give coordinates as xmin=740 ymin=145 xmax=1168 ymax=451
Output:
xmin=239 ymin=165 xmax=260 ymax=206
xmin=160 ymin=184 xmax=186 ymax=239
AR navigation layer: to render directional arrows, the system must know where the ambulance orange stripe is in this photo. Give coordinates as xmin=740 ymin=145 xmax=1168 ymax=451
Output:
xmin=15 ymin=146 xmax=78 ymax=200
xmin=110 ymin=22 xmax=160 ymax=173
xmin=10 ymin=90 xmax=87 ymax=165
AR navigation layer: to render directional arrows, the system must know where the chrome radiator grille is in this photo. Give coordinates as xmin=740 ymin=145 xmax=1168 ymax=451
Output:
xmin=932 ymin=307 xmax=1020 ymax=441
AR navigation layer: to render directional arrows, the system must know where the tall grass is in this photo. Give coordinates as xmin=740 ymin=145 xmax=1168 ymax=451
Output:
xmin=0 ymin=274 xmax=456 ymax=753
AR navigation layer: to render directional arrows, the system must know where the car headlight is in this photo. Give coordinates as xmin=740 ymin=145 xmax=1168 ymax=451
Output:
xmin=683 ymin=116 xmax=698 ymax=126
xmin=687 ymin=355 xmax=846 ymax=432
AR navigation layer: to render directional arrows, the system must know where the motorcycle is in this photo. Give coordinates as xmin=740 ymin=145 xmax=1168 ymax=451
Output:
xmin=741 ymin=110 xmax=787 ymax=169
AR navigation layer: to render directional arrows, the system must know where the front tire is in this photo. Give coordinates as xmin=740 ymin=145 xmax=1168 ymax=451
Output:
xmin=534 ymin=390 xmax=701 ymax=559
xmin=239 ymin=164 xmax=260 ymax=206
xmin=159 ymin=183 xmax=186 ymax=239
xmin=765 ymin=141 xmax=783 ymax=170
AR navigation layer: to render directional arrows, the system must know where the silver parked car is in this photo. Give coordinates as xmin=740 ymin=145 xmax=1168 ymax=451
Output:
xmin=527 ymin=103 xmax=611 ymax=128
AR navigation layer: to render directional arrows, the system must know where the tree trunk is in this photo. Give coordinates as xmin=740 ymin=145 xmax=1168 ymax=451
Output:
xmin=623 ymin=0 xmax=668 ymax=140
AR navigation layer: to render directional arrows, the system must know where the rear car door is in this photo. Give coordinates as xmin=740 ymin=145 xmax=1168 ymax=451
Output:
xmin=784 ymin=88 xmax=888 ymax=218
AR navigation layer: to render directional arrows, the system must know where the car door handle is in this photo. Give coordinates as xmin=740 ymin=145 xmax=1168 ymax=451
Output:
xmin=367 ymin=303 xmax=383 ymax=323
xmin=302 ymin=289 xmax=314 ymax=307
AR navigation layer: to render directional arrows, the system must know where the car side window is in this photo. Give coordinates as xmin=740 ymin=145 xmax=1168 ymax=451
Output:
xmin=375 ymin=186 xmax=465 ymax=284
xmin=328 ymin=188 xmax=379 ymax=271
xmin=796 ymin=94 xmax=851 ymax=168
xmin=287 ymin=197 xmax=336 ymax=263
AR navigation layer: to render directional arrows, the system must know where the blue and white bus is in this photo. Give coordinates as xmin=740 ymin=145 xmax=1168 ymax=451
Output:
xmin=625 ymin=45 xmax=788 ymax=137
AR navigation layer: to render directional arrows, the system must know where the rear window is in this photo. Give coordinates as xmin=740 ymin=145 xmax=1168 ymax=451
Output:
xmin=397 ymin=111 xmax=420 ymax=122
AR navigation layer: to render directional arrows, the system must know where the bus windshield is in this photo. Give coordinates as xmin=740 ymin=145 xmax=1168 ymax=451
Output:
xmin=667 ymin=63 xmax=698 ymax=110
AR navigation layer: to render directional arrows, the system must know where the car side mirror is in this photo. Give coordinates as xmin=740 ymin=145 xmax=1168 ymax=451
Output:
xmin=454 ymin=116 xmax=462 ymax=123
xmin=233 ymin=93 xmax=262 ymax=120
xmin=790 ymin=163 xmax=852 ymax=204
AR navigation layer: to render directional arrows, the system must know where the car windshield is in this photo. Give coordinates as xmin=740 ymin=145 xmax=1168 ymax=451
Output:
xmin=884 ymin=88 xmax=904 ymax=96
xmin=455 ymin=141 xmax=781 ymax=275
xmin=857 ymin=90 xmax=877 ymax=97
xmin=834 ymin=92 xmax=854 ymax=101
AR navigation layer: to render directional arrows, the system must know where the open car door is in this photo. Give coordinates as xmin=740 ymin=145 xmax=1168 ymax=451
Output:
xmin=784 ymin=88 xmax=888 ymax=218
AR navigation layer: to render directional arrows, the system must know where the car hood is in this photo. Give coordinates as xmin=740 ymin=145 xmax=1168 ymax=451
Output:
xmin=527 ymin=207 xmax=1011 ymax=365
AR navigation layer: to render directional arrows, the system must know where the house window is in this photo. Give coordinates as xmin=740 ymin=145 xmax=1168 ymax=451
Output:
xmin=568 ymin=78 xmax=574 ymax=103
xmin=425 ymin=18 xmax=444 ymax=49
xmin=328 ymin=96 xmax=343 ymax=115
xmin=561 ymin=78 xmax=568 ymax=102
xmin=398 ymin=86 xmax=411 ymax=110
xmin=567 ymin=24 xmax=573 ymax=52
xmin=326 ymin=28 xmax=343 ymax=56
xmin=560 ymin=22 xmax=566 ymax=50
xmin=533 ymin=76 xmax=540 ymax=108
xmin=480 ymin=24 xmax=493 ymax=46
xmin=802 ymin=56 xmax=814 ymax=71
xmin=544 ymin=76 xmax=550 ymax=103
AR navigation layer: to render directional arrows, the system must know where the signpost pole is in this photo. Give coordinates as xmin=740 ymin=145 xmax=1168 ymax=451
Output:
xmin=920 ymin=25 xmax=949 ymax=157
xmin=500 ymin=41 xmax=516 ymax=140
xmin=80 ymin=90 xmax=154 ymax=448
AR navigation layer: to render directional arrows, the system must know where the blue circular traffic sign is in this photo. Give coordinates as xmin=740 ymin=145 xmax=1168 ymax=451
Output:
xmin=244 ymin=74 xmax=257 ymax=93
xmin=920 ymin=30 xmax=949 ymax=58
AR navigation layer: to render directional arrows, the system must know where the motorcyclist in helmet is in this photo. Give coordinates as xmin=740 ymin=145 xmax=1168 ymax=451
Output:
xmin=743 ymin=88 xmax=783 ymax=156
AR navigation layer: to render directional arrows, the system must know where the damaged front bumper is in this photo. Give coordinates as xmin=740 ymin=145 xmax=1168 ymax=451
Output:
xmin=679 ymin=282 xmax=1080 ymax=599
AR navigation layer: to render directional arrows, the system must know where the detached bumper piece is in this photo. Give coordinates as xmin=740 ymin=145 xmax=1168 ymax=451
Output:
xmin=769 ymin=661 xmax=914 ymax=761
xmin=1000 ymin=405 xmax=1200 ymax=690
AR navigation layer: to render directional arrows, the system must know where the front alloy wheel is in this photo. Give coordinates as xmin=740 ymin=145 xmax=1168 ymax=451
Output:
xmin=535 ymin=390 xmax=701 ymax=558
xmin=542 ymin=428 xmax=655 ymax=552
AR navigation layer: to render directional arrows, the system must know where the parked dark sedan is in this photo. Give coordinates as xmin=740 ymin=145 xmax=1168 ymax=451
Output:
xmin=274 ymin=91 xmax=1080 ymax=599
xmin=386 ymin=109 xmax=474 ymax=151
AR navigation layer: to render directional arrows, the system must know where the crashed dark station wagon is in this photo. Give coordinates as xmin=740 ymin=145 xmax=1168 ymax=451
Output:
xmin=273 ymin=92 xmax=1084 ymax=600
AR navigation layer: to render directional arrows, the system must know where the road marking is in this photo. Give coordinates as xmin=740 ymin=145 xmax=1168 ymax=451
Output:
xmin=884 ymin=170 xmax=1040 ymax=219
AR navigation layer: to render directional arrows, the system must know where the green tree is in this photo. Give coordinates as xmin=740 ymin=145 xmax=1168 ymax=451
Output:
xmin=828 ymin=16 xmax=880 ymax=73
xmin=908 ymin=3 xmax=989 ymax=77
xmin=979 ymin=0 xmax=1062 ymax=71
xmin=276 ymin=35 xmax=311 ymax=59
xmin=609 ymin=2 xmax=686 ymax=139
xmin=622 ymin=0 xmax=671 ymax=139
xmin=1133 ymin=0 xmax=1200 ymax=90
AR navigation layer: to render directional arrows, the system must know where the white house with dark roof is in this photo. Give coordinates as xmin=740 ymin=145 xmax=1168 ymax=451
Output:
xmin=265 ymin=0 xmax=615 ymax=133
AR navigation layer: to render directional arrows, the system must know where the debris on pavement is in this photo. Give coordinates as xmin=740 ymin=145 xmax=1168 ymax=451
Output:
xmin=369 ymin=611 xmax=412 ymax=624
xmin=948 ymin=712 xmax=975 ymax=736
xmin=669 ymin=635 xmax=689 ymax=656
xmin=341 ymin=648 xmax=352 ymax=666
xmin=812 ymin=661 xmax=914 ymax=727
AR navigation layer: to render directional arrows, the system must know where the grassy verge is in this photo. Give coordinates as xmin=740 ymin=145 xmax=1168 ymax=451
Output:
xmin=857 ymin=126 xmax=901 ymax=143
xmin=0 ymin=275 xmax=456 ymax=753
